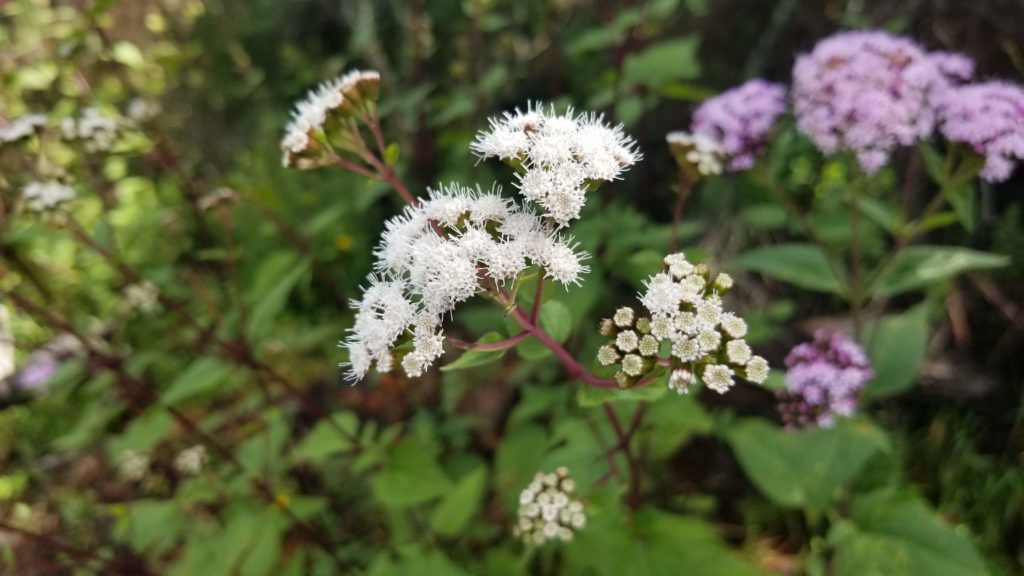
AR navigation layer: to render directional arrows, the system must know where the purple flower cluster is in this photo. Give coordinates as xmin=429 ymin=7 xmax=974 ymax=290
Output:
xmin=691 ymin=80 xmax=787 ymax=171
xmin=937 ymin=82 xmax=1024 ymax=182
xmin=778 ymin=331 xmax=873 ymax=429
xmin=792 ymin=30 xmax=953 ymax=174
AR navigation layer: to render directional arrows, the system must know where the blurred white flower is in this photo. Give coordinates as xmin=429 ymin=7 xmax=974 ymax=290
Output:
xmin=22 ymin=181 xmax=75 ymax=211
xmin=513 ymin=467 xmax=586 ymax=545
xmin=173 ymin=445 xmax=208 ymax=476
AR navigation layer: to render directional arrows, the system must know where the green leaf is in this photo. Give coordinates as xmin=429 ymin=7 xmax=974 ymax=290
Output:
xmin=539 ymin=299 xmax=572 ymax=343
xmin=741 ymin=203 xmax=789 ymax=231
xmin=110 ymin=409 xmax=174 ymax=454
xmin=161 ymin=358 xmax=233 ymax=405
xmin=871 ymin=246 xmax=1007 ymax=297
xmin=640 ymin=393 xmax=713 ymax=461
xmin=577 ymin=383 xmax=666 ymax=407
xmin=123 ymin=500 xmax=182 ymax=554
xmin=291 ymin=412 xmax=359 ymax=464
xmin=247 ymin=253 xmax=312 ymax=339
xmin=565 ymin=506 xmax=761 ymax=576
xmin=726 ymin=419 xmax=888 ymax=511
xmin=495 ymin=424 xmax=549 ymax=514
xmin=441 ymin=332 xmax=509 ymax=372
xmin=429 ymin=465 xmax=487 ymax=536
xmin=372 ymin=438 xmax=452 ymax=508
xmin=941 ymin=183 xmax=975 ymax=232
xmin=622 ymin=38 xmax=701 ymax=87
xmin=832 ymin=493 xmax=989 ymax=576
xmin=732 ymin=243 xmax=845 ymax=295
xmin=864 ymin=305 xmax=928 ymax=398
xmin=918 ymin=141 xmax=948 ymax=185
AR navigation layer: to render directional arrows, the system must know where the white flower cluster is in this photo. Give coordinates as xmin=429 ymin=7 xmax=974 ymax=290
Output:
xmin=342 ymin=184 xmax=589 ymax=381
xmin=60 ymin=107 xmax=122 ymax=152
xmin=0 ymin=114 xmax=46 ymax=144
xmin=125 ymin=98 xmax=161 ymax=124
xmin=471 ymin=104 xmax=640 ymax=226
xmin=513 ymin=467 xmax=586 ymax=545
xmin=598 ymin=253 xmax=768 ymax=392
xmin=118 ymin=450 xmax=150 ymax=482
xmin=666 ymin=131 xmax=725 ymax=176
xmin=123 ymin=281 xmax=160 ymax=314
xmin=22 ymin=181 xmax=75 ymax=212
xmin=281 ymin=70 xmax=381 ymax=167
xmin=173 ymin=444 xmax=208 ymax=476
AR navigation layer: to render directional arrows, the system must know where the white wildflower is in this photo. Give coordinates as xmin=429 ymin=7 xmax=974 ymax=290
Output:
xmin=22 ymin=181 xmax=75 ymax=211
xmin=615 ymin=330 xmax=639 ymax=353
xmin=613 ymin=307 xmax=635 ymax=328
xmin=281 ymin=70 xmax=381 ymax=166
xmin=725 ymin=339 xmax=752 ymax=365
xmin=668 ymin=368 xmax=695 ymax=394
xmin=744 ymin=356 xmax=770 ymax=384
xmin=621 ymin=354 xmax=644 ymax=377
xmin=719 ymin=313 xmax=748 ymax=339
xmin=60 ymin=107 xmax=121 ymax=152
xmin=666 ymin=131 xmax=725 ymax=176
xmin=0 ymin=114 xmax=46 ymax=144
xmin=118 ymin=450 xmax=149 ymax=482
xmin=173 ymin=445 xmax=208 ymax=476
xmin=473 ymin=103 xmax=640 ymax=225
xmin=514 ymin=467 xmax=586 ymax=546
xmin=702 ymin=364 xmax=735 ymax=394
xmin=597 ymin=345 xmax=620 ymax=366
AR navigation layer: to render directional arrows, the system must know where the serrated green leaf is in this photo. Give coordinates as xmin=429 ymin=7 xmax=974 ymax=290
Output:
xmin=622 ymin=38 xmax=701 ymax=87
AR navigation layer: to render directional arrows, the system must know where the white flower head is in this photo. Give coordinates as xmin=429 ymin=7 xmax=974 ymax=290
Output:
xmin=473 ymin=103 xmax=640 ymax=225
xmin=118 ymin=450 xmax=150 ymax=482
xmin=174 ymin=445 xmax=208 ymax=476
xmin=666 ymin=131 xmax=724 ymax=176
xmin=22 ymin=181 xmax=75 ymax=212
xmin=669 ymin=368 xmax=695 ymax=394
xmin=0 ymin=114 xmax=46 ymax=144
xmin=702 ymin=364 xmax=735 ymax=394
xmin=514 ymin=467 xmax=586 ymax=546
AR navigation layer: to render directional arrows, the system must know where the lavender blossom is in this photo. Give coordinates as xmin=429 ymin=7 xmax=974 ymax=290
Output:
xmin=14 ymin=358 xmax=59 ymax=392
xmin=937 ymin=81 xmax=1024 ymax=182
xmin=792 ymin=31 xmax=948 ymax=173
xmin=778 ymin=331 xmax=872 ymax=428
xmin=691 ymin=80 xmax=787 ymax=171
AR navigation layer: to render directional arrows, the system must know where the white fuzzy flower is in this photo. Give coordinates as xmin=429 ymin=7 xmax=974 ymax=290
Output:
xmin=344 ymin=184 xmax=590 ymax=382
xmin=597 ymin=345 xmax=620 ymax=366
xmin=719 ymin=313 xmax=748 ymax=339
xmin=22 ymin=181 xmax=75 ymax=211
xmin=613 ymin=307 xmax=635 ymax=328
xmin=473 ymin=103 xmax=640 ymax=225
xmin=281 ymin=70 xmax=381 ymax=165
xmin=668 ymin=368 xmax=695 ymax=394
xmin=0 ymin=114 xmax=46 ymax=143
xmin=61 ymin=107 xmax=121 ymax=152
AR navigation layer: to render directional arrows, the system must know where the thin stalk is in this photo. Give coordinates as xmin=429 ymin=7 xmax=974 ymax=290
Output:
xmin=446 ymin=331 xmax=529 ymax=351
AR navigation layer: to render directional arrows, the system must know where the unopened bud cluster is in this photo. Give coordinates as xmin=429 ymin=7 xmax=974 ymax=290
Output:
xmin=173 ymin=445 xmax=208 ymax=476
xmin=281 ymin=70 xmax=381 ymax=169
xmin=598 ymin=253 xmax=769 ymax=393
xmin=513 ymin=467 xmax=586 ymax=545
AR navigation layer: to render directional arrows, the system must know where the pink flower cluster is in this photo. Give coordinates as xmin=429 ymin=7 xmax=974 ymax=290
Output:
xmin=937 ymin=82 xmax=1024 ymax=182
xmin=691 ymin=80 xmax=787 ymax=171
xmin=778 ymin=331 xmax=873 ymax=429
xmin=792 ymin=30 xmax=952 ymax=174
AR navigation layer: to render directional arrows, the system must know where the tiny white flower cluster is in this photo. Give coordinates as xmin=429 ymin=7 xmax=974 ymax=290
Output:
xmin=173 ymin=444 xmax=208 ymax=476
xmin=118 ymin=450 xmax=150 ymax=482
xmin=513 ymin=467 xmax=586 ymax=545
xmin=598 ymin=253 xmax=768 ymax=392
xmin=666 ymin=131 xmax=725 ymax=176
xmin=60 ymin=107 xmax=122 ymax=152
xmin=0 ymin=114 xmax=46 ymax=144
xmin=123 ymin=281 xmax=160 ymax=314
xmin=471 ymin=104 xmax=640 ymax=226
xmin=342 ymin=184 xmax=589 ymax=381
xmin=22 ymin=181 xmax=75 ymax=212
xmin=125 ymin=98 xmax=161 ymax=124
xmin=281 ymin=70 xmax=381 ymax=167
